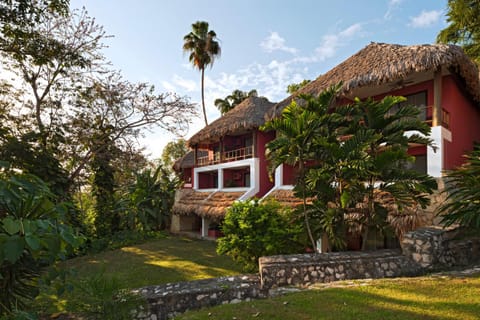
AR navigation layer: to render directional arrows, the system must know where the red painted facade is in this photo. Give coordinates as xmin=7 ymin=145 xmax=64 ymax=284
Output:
xmin=256 ymin=130 xmax=275 ymax=197
xmin=442 ymin=76 xmax=480 ymax=169
xmin=180 ymin=76 xmax=480 ymax=193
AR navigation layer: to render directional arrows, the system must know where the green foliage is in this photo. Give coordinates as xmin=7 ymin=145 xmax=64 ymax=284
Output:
xmin=439 ymin=144 xmax=480 ymax=228
xmin=437 ymin=0 xmax=480 ymax=64
xmin=214 ymin=89 xmax=258 ymax=115
xmin=263 ymin=84 xmax=437 ymax=251
xmin=0 ymin=169 xmax=83 ymax=316
xmin=261 ymin=84 xmax=341 ymax=250
xmin=161 ymin=139 xmax=189 ymax=172
xmin=127 ymin=165 xmax=179 ymax=231
xmin=286 ymin=79 xmax=311 ymax=94
xmin=217 ymin=199 xmax=303 ymax=272
xmin=66 ymin=269 xmax=145 ymax=320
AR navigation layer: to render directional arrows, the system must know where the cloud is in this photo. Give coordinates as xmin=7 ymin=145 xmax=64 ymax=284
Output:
xmin=172 ymin=74 xmax=197 ymax=92
xmin=313 ymin=23 xmax=363 ymax=62
xmin=161 ymin=80 xmax=176 ymax=92
xmin=384 ymin=0 xmax=403 ymax=20
xmin=408 ymin=10 xmax=442 ymax=28
xmin=260 ymin=32 xmax=298 ymax=54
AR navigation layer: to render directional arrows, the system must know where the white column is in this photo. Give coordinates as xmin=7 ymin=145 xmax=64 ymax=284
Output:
xmin=193 ymin=169 xmax=199 ymax=190
xmin=218 ymin=169 xmax=223 ymax=190
xmin=201 ymin=218 xmax=209 ymax=237
xmin=274 ymin=164 xmax=283 ymax=187
xmin=428 ymin=125 xmax=454 ymax=178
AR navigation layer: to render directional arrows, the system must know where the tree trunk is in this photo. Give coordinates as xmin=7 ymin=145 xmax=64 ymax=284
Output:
xmin=299 ymin=162 xmax=316 ymax=251
xmin=201 ymin=68 xmax=208 ymax=126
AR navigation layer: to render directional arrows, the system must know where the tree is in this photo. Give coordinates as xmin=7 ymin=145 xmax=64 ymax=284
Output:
xmin=183 ymin=21 xmax=221 ymax=126
xmin=261 ymin=86 xmax=340 ymax=251
xmin=307 ymin=95 xmax=437 ymax=250
xmin=286 ymin=79 xmax=311 ymax=94
xmin=217 ymin=199 xmax=302 ymax=272
xmin=128 ymin=165 xmax=179 ymax=231
xmin=437 ymin=0 xmax=480 ymax=64
xmin=161 ymin=139 xmax=189 ymax=171
xmin=214 ymin=89 xmax=258 ymax=115
xmin=438 ymin=143 xmax=480 ymax=228
xmin=345 ymin=96 xmax=437 ymax=249
xmin=0 ymin=166 xmax=83 ymax=315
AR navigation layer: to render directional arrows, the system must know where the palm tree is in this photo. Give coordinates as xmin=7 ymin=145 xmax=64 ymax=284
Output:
xmin=342 ymin=96 xmax=438 ymax=249
xmin=214 ymin=89 xmax=258 ymax=115
xmin=183 ymin=21 xmax=221 ymax=126
xmin=438 ymin=143 xmax=480 ymax=229
xmin=261 ymin=86 xmax=339 ymax=251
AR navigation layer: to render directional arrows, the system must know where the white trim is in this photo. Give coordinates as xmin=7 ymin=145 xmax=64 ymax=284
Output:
xmin=428 ymin=126 xmax=443 ymax=178
xmin=274 ymin=164 xmax=283 ymax=187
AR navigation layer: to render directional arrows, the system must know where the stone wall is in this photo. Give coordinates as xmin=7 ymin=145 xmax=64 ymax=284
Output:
xmin=132 ymin=275 xmax=265 ymax=320
xmin=401 ymin=226 xmax=480 ymax=270
xmin=132 ymin=226 xmax=480 ymax=319
xmin=259 ymin=249 xmax=420 ymax=290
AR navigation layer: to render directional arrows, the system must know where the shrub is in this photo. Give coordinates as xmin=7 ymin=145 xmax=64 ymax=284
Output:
xmin=0 ymin=170 xmax=83 ymax=316
xmin=216 ymin=199 xmax=303 ymax=272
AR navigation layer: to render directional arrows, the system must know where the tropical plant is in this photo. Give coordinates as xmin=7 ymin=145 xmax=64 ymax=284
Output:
xmin=261 ymin=85 xmax=340 ymax=251
xmin=438 ymin=143 xmax=480 ymax=228
xmin=161 ymin=139 xmax=189 ymax=173
xmin=0 ymin=166 xmax=83 ymax=315
xmin=217 ymin=199 xmax=303 ymax=272
xmin=183 ymin=21 xmax=221 ymax=125
xmin=214 ymin=89 xmax=258 ymax=115
xmin=128 ymin=165 xmax=179 ymax=231
xmin=437 ymin=0 xmax=480 ymax=64
xmin=286 ymin=79 xmax=311 ymax=94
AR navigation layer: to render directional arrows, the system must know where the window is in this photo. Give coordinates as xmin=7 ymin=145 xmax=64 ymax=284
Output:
xmin=387 ymin=91 xmax=427 ymax=121
xmin=405 ymin=154 xmax=427 ymax=174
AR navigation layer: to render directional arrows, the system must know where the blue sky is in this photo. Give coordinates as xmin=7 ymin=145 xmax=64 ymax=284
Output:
xmin=70 ymin=0 xmax=447 ymax=159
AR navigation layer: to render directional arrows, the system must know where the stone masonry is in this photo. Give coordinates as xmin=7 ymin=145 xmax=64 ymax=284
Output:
xmin=132 ymin=226 xmax=480 ymax=319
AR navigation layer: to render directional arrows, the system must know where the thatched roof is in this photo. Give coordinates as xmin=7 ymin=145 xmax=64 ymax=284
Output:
xmin=264 ymin=189 xmax=311 ymax=207
xmin=172 ymin=189 xmax=244 ymax=221
xmin=173 ymin=150 xmax=208 ymax=171
xmin=269 ymin=42 xmax=480 ymax=118
xmin=188 ymin=96 xmax=276 ymax=146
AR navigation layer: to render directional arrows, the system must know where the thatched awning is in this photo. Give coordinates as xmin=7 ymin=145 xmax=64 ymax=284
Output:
xmin=264 ymin=189 xmax=308 ymax=208
xmin=188 ymin=96 xmax=275 ymax=147
xmin=172 ymin=190 xmax=244 ymax=221
xmin=173 ymin=150 xmax=208 ymax=171
xmin=269 ymin=42 xmax=480 ymax=118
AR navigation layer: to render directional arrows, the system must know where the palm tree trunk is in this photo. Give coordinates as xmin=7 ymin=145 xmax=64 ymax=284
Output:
xmin=299 ymin=162 xmax=316 ymax=252
xmin=201 ymin=68 xmax=208 ymax=126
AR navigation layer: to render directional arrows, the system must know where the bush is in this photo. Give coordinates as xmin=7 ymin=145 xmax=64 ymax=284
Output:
xmin=216 ymin=199 xmax=303 ymax=272
xmin=0 ymin=170 xmax=83 ymax=316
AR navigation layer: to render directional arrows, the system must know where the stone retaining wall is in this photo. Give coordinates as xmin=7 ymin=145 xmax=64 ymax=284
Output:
xmin=132 ymin=227 xmax=480 ymax=319
xmin=133 ymin=275 xmax=265 ymax=320
xmin=401 ymin=227 xmax=480 ymax=270
xmin=259 ymin=249 xmax=420 ymax=289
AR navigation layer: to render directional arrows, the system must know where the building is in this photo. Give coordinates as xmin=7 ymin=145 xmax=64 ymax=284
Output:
xmin=171 ymin=42 xmax=480 ymax=239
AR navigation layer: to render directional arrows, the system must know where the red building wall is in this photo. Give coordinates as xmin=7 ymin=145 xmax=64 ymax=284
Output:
xmin=256 ymin=130 xmax=275 ymax=197
xmin=442 ymin=75 xmax=480 ymax=169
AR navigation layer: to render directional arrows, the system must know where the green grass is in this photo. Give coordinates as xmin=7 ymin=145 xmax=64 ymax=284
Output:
xmin=177 ymin=275 xmax=480 ymax=320
xmin=64 ymin=235 xmax=242 ymax=287
xmin=35 ymin=235 xmax=242 ymax=315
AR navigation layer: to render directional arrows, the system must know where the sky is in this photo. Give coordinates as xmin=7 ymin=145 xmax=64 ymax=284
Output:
xmin=70 ymin=0 xmax=447 ymax=160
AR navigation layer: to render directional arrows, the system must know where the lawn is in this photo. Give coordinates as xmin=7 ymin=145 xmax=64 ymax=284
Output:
xmin=177 ymin=275 xmax=480 ymax=320
xmin=35 ymin=235 xmax=242 ymax=315
xmin=62 ymin=235 xmax=242 ymax=287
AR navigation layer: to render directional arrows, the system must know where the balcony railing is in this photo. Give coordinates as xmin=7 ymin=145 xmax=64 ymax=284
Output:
xmin=224 ymin=146 xmax=253 ymax=162
xmin=196 ymin=146 xmax=253 ymax=167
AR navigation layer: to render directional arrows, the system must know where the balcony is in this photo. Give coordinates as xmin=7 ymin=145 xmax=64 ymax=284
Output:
xmin=196 ymin=145 xmax=253 ymax=167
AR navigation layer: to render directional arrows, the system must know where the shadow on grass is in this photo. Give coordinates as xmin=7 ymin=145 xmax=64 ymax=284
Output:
xmin=179 ymin=279 xmax=480 ymax=320
xmin=63 ymin=235 xmax=242 ymax=288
